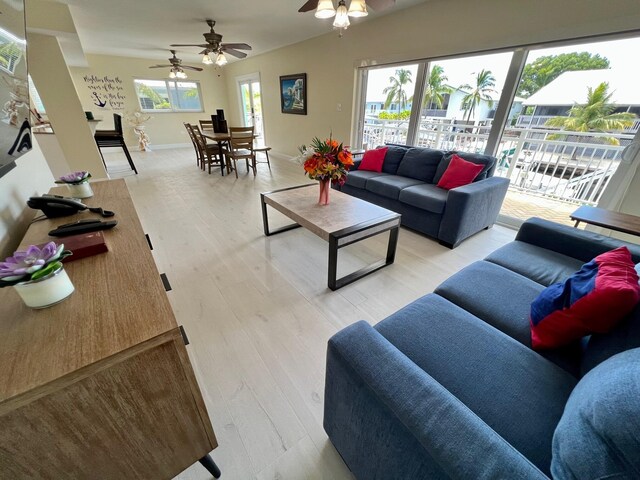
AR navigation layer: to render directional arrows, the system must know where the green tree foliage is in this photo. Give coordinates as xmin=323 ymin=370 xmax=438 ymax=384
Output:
xmin=383 ymin=69 xmax=413 ymax=110
xmin=517 ymin=52 xmax=609 ymax=98
xmin=422 ymin=65 xmax=452 ymax=109
xmin=136 ymin=83 xmax=170 ymax=109
xmin=460 ymin=69 xmax=497 ymax=122
xmin=545 ymin=82 xmax=636 ymax=145
xmin=378 ymin=110 xmax=411 ymax=120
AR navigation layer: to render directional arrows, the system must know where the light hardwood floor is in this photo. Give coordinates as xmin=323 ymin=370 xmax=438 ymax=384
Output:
xmin=104 ymin=147 xmax=516 ymax=480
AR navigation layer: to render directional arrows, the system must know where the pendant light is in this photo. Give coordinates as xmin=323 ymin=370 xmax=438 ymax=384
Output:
xmin=215 ymin=51 xmax=228 ymax=67
xmin=315 ymin=0 xmax=336 ymax=18
xmin=347 ymin=0 xmax=368 ymax=17
xmin=202 ymin=52 xmax=214 ymax=65
xmin=333 ymin=0 xmax=350 ymax=29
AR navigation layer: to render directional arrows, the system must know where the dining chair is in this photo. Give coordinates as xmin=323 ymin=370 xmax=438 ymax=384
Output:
xmin=222 ymin=126 xmax=256 ymax=178
xmin=184 ymin=123 xmax=202 ymax=167
xmin=199 ymin=120 xmax=213 ymax=130
xmin=192 ymin=124 xmax=226 ymax=175
xmin=94 ymin=113 xmax=138 ymax=174
xmin=252 ymin=143 xmax=272 ymax=170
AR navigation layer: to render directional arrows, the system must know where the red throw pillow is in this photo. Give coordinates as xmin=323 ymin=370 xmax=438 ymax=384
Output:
xmin=436 ymin=154 xmax=484 ymax=189
xmin=530 ymin=247 xmax=640 ymax=350
xmin=359 ymin=147 xmax=388 ymax=172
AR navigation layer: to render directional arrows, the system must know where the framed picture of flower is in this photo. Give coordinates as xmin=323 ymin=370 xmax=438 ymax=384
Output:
xmin=280 ymin=73 xmax=307 ymax=115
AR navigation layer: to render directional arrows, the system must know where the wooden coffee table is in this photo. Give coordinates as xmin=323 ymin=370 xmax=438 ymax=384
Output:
xmin=261 ymin=184 xmax=401 ymax=290
xmin=570 ymin=205 xmax=640 ymax=237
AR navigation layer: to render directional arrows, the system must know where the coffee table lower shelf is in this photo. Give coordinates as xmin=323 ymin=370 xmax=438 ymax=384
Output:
xmin=261 ymin=185 xmax=401 ymax=290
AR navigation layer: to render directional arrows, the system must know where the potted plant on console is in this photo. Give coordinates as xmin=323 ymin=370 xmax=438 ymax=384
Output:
xmin=0 ymin=242 xmax=74 ymax=308
xmin=56 ymin=170 xmax=93 ymax=198
xmin=297 ymin=136 xmax=353 ymax=205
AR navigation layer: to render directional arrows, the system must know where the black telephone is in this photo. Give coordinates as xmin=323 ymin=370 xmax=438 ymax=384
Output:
xmin=27 ymin=194 xmax=115 ymax=218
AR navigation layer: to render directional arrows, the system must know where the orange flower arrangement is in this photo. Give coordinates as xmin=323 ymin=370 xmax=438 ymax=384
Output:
xmin=299 ymin=136 xmax=353 ymax=186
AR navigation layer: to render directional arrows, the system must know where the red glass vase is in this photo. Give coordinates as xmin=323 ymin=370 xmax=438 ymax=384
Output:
xmin=318 ymin=178 xmax=330 ymax=205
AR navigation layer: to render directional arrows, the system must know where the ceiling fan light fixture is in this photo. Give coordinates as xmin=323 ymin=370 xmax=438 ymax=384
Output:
xmin=348 ymin=0 xmax=368 ymax=17
xmin=333 ymin=0 xmax=350 ymax=28
xmin=169 ymin=69 xmax=177 ymax=79
xmin=202 ymin=53 xmax=214 ymax=65
xmin=215 ymin=51 xmax=228 ymax=66
xmin=315 ymin=0 xmax=336 ymax=18
xmin=177 ymin=70 xmax=188 ymax=79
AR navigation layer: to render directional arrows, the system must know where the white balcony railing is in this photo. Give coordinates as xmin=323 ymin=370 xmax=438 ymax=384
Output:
xmin=363 ymin=117 xmax=634 ymax=206
xmin=516 ymin=115 xmax=640 ymax=133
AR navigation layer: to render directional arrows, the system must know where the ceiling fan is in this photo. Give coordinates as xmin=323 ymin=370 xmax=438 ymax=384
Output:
xmin=299 ymin=0 xmax=395 ymax=35
xmin=149 ymin=50 xmax=202 ymax=79
xmin=298 ymin=0 xmax=396 ymax=15
xmin=170 ymin=19 xmax=252 ymax=66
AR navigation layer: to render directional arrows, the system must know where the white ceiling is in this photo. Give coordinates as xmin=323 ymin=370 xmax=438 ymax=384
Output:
xmin=56 ymin=0 xmax=427 ymax=66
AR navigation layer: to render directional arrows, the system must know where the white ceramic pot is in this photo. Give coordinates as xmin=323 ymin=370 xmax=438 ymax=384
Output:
xmin=13 ymin=266 xmax=75 ymax=309
xmin=67 ymin=181 xmax=93 ymax=199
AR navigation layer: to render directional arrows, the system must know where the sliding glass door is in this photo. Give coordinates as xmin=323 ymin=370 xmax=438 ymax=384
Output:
xmin=354 ymin=34 xmax=640 ymax=226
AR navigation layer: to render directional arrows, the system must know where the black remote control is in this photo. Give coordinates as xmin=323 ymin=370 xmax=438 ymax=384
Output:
xmin=49 ymin=220 xmax=118 ymax=237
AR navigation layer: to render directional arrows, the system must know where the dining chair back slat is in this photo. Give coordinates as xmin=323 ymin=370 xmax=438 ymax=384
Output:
xmin=184 ymin=123 xmax=201 ymax=167
xmin=191 ymin=124 xmax=225 ymax=175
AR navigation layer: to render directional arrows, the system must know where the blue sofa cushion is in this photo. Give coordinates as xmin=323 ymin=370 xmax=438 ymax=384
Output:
xmin=375 ymin=293 xmax=577 ymax=474
xmin=486 ymin=241 xmax=585 ymax=286
xmin=381 ymin=145 xmax=408 ymax=175
xmin=398 ymin=184 xmax=448 ymax=214
xmin=396 ymin=148 xmax=445 ymax=183
xmin=366 ymin=175 xmax=424 ymax=200
xmin=434 ymin=261 xmax=581 ymax=376
xmin=434 ymin=151 xmax=497 ymax=183
xmin=344 ymin=170 xmax=388 ymax=189
xmin=552 ymin=348 xmax=640 ymax=479
xmin=581 ymin=303 xmax=640 ymax=376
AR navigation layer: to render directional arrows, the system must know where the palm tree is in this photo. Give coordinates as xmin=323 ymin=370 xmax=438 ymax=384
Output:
xmin=460 ymin=69 xmax=497 ymax=122
xmin=545 ymin=82 xmax=636 ymax=145
xmin=421 ymin=65 xmax=451 ymax=110
xmin=383 ymin=69 xmax=413 ymax=111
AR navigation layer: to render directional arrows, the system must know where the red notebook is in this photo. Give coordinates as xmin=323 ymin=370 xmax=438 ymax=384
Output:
xmin=51 ymin=231 xmax=109 ymax=263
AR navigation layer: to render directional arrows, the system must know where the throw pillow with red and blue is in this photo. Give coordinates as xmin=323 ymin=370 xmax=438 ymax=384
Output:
xmin=530 ymin=246 xmax=640 ymax=350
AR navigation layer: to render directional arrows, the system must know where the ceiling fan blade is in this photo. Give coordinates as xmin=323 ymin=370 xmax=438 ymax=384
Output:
xmin=149 ymin=65 xmax=172 ymax=68
xmin=221 ymin=43 xmax=252 ymax=51
xmin=170 ymin=43 xmax=210 ymax=48
xmin=182 ymin=65 xmax=204 ymax=71
xmin=366 ymin=0 xmax=396 ymax=11
xmin=199 ymin=49 xmax=211 ymax=55
xmin=221 ymin=48 xmax=247 ymax=59
xmin=298 ymin=0 xmax=318 ymax=12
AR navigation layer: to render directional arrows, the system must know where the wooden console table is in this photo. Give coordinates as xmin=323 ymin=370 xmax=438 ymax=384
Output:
xmin=0 ymin=179 xmax=219 ymax=479
xmin=570 ymin=205 xmax=640 ymax=237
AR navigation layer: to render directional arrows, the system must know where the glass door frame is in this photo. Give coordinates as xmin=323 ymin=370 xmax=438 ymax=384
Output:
xmin=236 ymin=72 xmax=265 ymax=143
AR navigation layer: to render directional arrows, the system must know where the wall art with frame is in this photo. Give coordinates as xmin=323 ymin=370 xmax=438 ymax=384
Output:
xmin=280 ymin=73 xmax=307 ymax=115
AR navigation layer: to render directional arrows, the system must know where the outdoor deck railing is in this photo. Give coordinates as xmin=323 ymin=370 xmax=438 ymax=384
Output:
xmin=363 ymin=117 xmax=633 ymax=206
xmin=516 ymin=114 xmax=640 ymax=133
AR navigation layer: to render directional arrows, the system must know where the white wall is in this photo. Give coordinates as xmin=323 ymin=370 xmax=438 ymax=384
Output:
xmin=0 ymin=139 xmax=55 ymax=258
xmin=69 ymin=54 xmax=230 ymax=149
xmin=222 ymin=0 xmax=640 ymax=157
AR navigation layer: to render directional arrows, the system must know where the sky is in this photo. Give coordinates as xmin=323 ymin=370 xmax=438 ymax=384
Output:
xmin=366 ymin=36 xmax=640 ymax=103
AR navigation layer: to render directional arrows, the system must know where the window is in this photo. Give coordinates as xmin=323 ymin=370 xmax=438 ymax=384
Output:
xmin=134 ymin=79 xmax=203 ymax=112
xmin=28 ymin=75 xmax=45 ymax=114
xmin=0 ymin=28 xmax=25 ymax=75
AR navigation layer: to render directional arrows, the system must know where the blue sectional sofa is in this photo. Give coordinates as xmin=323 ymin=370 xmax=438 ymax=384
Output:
xmin=334 ymin=145 xmax=510 ymax=247
xmin=324 ymin=218 xmax=640 ymax=479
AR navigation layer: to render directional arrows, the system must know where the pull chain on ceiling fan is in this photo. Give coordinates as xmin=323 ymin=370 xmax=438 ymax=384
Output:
xmin=170 ymin=20 xmax=252 ymax=67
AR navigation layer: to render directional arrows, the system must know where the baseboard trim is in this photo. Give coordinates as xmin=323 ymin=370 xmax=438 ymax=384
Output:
xmin=128 ymin=143 xmax=192 ymax=151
